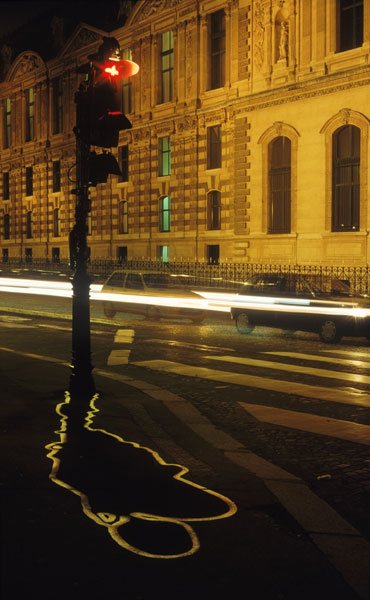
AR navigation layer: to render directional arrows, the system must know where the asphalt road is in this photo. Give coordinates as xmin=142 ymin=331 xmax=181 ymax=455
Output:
xmin=1 ymin=289 xmax=369 ymax=598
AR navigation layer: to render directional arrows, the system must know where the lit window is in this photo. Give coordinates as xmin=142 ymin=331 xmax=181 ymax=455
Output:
xmin=160 ymin=31 xmax=174 ymax=103
xmin=158 ymin=136 xmax=171 ymax=176
xmin=332 ymin=125 xmax=360 ymax=231
xmin=158 ymin=245 xmax=169 ymax=262
xmin=122 ymin=48 xmax=133 ymax=114
xmin=159 ymin=196 xmax=171 ymax=232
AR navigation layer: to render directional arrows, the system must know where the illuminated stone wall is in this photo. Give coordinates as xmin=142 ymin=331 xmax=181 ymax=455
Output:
xmin=1 ymin=1 xmax=370 ymax=265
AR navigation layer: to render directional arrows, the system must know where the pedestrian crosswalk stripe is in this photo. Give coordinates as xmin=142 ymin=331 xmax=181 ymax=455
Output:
xmin=133 ymin=360 xmax=370 ymax=407
xmin=322 ymin=349 xmax=370 ymax=358
xmin=264 ymin=351 xmax=370 ymax=369
xmin=207 ymin=355 xmax=370 ymax=386
xmin=107 ymin=349 xmax=131 ymax=365
xmin=114 ymin=328 xmax=135 ymax=344
xmin=239 ymin=402 xmax=370 ymax=446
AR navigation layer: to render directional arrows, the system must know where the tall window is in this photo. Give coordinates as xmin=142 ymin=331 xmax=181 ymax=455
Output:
xmin=210 ymin=10 xmax=225 ymax=89
xmin=122 ymin=48 xmax=133 ymax=114
xmin=25 ymin=87 xmax=34 ymax=142
xmin=53 ymin=208 xmax=61 ymax=237
xmin=207 ymin=191 xmax=221 ymax=230
xmin=26 ymin=167 xmax=33 ymax=196
xmin=158 ymin=245 xmax=169 ymax=262
xmin=119 ymin=200 xmax=128 ymax=234
xmin=3 ymin=98 xmax=11 ymax=149
xmin=160 ymin=31 xmax=174 ymax=103
xmin=3 ymin=172 xmax=9 ymax=200
xmin=338 ymin=0 xmax=363 ymax=52
xmin=268 ymin=136 xmax=291 ymax=233
xmin=332 ymin=125 xmax=360 ymax=231
xmin=159 ymin=196 xmax=171 ymax=232
xmin=119 ymin=146 xmax=129 ymax=182
xmin=26 ymin=210 xmax=33 ymax=238
xmin=52 ymin=160 xmax=61 ymax=192
xmin=158 ymin=136 xmax=171 ymax=176
xmin=207 ymin=125 xmax=221 ymax=169
xmin=52 ymin=77 xmax=63 ymax=134
xmin=3 ymin=214 xmax=10 ymax=240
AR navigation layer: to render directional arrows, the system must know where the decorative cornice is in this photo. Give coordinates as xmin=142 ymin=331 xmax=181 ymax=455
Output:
xmin=8 ymin=52 xmax=44 ymax=81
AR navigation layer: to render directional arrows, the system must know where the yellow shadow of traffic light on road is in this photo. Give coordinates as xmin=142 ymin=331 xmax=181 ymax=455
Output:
xmin=45 ymin=392 xmax=237 ymax=559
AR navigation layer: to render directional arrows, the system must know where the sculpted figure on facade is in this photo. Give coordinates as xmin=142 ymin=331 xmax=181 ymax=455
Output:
xmin=253 ymin=1 xmax=265 ymax=70
xmin=278 ymin=21 xmax=288 ymax=60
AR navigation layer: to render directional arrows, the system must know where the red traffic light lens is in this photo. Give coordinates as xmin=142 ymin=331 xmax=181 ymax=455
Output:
xmin=103 ymin=58 xmax=140 ymax=78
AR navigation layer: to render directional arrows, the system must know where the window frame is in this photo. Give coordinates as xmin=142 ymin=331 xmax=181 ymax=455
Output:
xmin=209 ymin=10 xmax=226 ymax=90
xmin=52 ymin=76 xmax=63 ymax=135
xmin=26 ymin=210 xmax=33 ymax=239
xmin=119 ymin=145 xmax=129 ymax=182
xmin=121 ymin=48 xmax=133 ymax=114
xmin=3 ymin=172 xmax=9 ymax=200
xmin=207 ymin=190 xmax=221 ymax=230
xmin=268 ymin=136 xmax=292 ymax=234
xmin=331 ymin=124 xmax=360 ymax=232
xmin=158 ymin=136 xmax=171 ymax=177
xmin=25 ymin=87 xmax=34 ymax=142
xmin=53 ymin=207 xmax=61 ymax=237
xmin=159 ymin=195 xmax=171 ymax=232
xmin=52 ymin=160 xmax=61 ymax=193
xmin=3 ymin=98 xmax=11 ymax=149
xmin=25 ymin=166 xmax=33 ymax=197
xmin=160 ymin=30 xmax=174 ymax=104
xmin=118 ymin=200 xmax=128 ymax=234
xmin=207 ymin=125 xmax=221 ymax=170
xmin=3 ymin=213 xmax=10 ymax=240
xmin=337 ymin=0 xmax=364 ymax=52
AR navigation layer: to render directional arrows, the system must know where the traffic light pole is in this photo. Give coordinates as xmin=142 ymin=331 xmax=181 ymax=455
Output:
xmin=69 ymin=82 xmax=95 ymax=398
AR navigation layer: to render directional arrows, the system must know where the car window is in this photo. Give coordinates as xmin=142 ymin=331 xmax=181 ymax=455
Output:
xmin=142 ymin=273 xmax=173 ymax=288
xmin=125 ymin=273 xmax=144 ymax=290
xmin=105 ymin=272 xmax=126 ymax=287
xmin=239 ymin=276 xmax=287 ymax=295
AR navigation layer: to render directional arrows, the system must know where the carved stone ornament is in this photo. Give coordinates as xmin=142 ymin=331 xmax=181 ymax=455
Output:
xmin=176 ymin=116 xmax=196 ymax=133
xmin=67 ymin=28 xmax=101 ymax=53
xmin=254 ymin=1 xmax=265 ymax=70
xmin=13 ymin=54 xmax=43 ymax=79
xmin=339 ymin=108 xmax=351 ymax=125
xmin=135 ymin=0 xmax=183 ymax=22
xmin=273 ymin=121 xmax=283 ymax=136
xmin=133 ymin=128 xmax=150 ymax=143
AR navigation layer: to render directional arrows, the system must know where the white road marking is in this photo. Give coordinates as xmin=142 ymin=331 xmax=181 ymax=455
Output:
xmin=107 ymin=349 xmax=131 ymax=365
xmin=114 ymin=328 xmax=135 ymax=344
xmin=239 ymin=402 xmax=370 ymax=445
xmin=132 ymin=360 xmax=370 ymax=407
xmin=207 ymin=355 xmax=370 ymax=385
xmin=322 ymin=349 xmax=370 ymax=358
xmin=144 ymin=338 xmax=235 ymax=353
xmin=264 ymin=351 xmax=370 ymax=369
xmin=0 ymin=315 xmax=31 ymax=322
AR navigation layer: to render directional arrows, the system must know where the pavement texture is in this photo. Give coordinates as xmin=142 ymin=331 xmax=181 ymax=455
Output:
xmin=0 ymin=335 xmax=369 ymax=599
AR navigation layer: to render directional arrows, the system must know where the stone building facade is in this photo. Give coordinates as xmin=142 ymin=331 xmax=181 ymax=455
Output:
xmin=1 ymin=0 xmax=370 ymax=265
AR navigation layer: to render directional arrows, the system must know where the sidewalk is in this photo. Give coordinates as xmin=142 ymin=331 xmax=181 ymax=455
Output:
xmin=0 ymin=345 xmax=368 ymax=600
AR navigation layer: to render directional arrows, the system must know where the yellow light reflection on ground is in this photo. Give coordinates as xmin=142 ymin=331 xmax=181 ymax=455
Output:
xmin=45 ymin=393 xmax=237 ymax=559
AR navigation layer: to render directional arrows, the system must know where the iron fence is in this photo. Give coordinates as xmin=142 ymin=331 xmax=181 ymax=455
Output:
xmin=1 ymin=258 xmax=370 ymax=295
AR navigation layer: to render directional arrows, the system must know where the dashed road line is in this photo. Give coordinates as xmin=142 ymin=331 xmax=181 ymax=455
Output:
xmin=240 ymin=402 xmax=370 ymax=445
xmin=114 ymin=328 xmax=135 ymax=344
xmin=107 ymin=349 xmax=131 ymax=365
xmin=133 ymin=359 xmax=370 ymax=407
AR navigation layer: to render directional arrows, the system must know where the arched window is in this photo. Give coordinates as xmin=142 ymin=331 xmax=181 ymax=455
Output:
xmin=207 ymin=191 xmax=221 ymax=230
xmin=332 ymin=125 xmax=360 ymax=231
xmin=159 ymin=196 xmax=171 ymax=232
xmin=268 ymin=136 xmax=291 ymax=233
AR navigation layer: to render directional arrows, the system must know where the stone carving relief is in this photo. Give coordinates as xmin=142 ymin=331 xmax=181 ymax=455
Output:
xmin=176 ymin=116 xmax=196 ymax=133
xmin=135 ymin=0 xmax=182 ymax=22
xmin=67 ymin=28 xmax=101 ymax=53
xmin=253 ymin=1 xmax=265 ymax=70
xmin=133 ymin=128 xmax=150 ymax=143
xmin=186 ymin=26 xmax=193 ymax=96
xmin=12 ymin=54 xmax=43 ymax=79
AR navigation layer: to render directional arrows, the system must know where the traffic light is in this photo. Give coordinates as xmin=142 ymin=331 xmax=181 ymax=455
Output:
xmin=87 ymin=151 xmax=122 ymax=186
xmin=82 ymin=37 xmax=139 ymax=148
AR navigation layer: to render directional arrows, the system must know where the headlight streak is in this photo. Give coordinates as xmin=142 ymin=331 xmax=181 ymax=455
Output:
xmin=1 ymin=278 xmax=369 ymax=319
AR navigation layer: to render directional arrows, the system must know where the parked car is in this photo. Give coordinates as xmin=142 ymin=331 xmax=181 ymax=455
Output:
xmin=101 ymin=270 xmax=205 ymax=322
xmin=230 ymin=273 xmax=370 ymax=343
